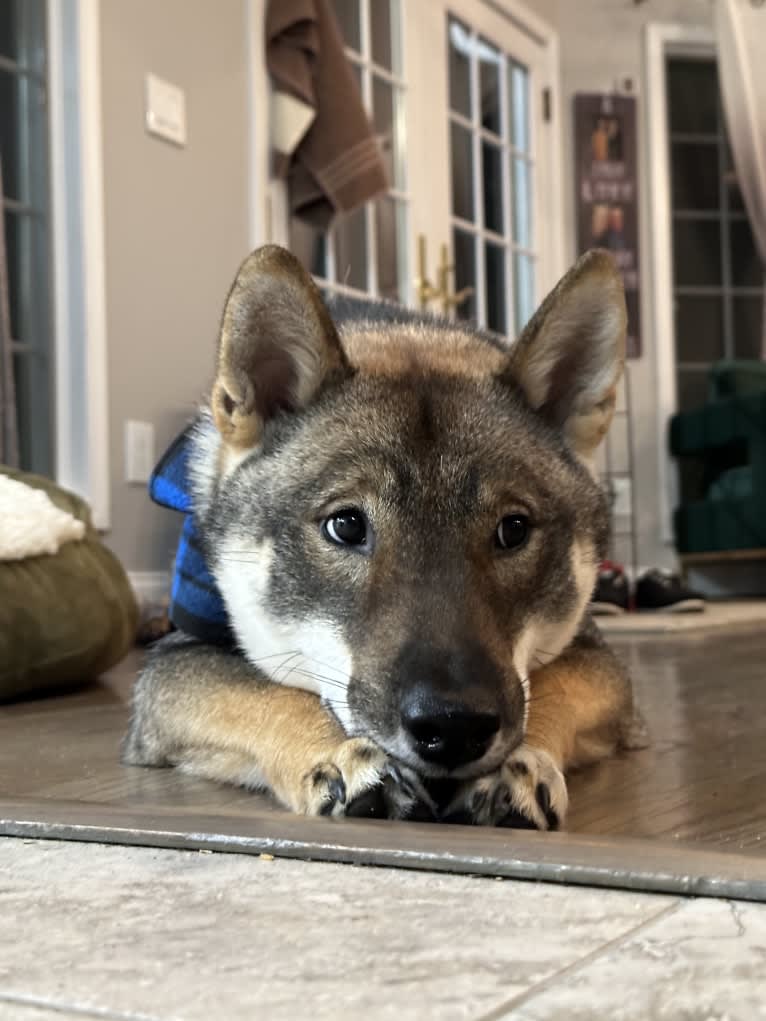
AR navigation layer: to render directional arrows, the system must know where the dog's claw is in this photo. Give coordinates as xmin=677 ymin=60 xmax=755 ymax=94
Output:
xmin=443 ymin=745 xmax=568 ymax=830
xmin=536 ymin=782 xmax=551 ymax=815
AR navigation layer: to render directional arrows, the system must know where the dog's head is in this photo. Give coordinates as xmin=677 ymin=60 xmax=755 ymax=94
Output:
xmin=192 ymin=245 xmax=625 ymax=779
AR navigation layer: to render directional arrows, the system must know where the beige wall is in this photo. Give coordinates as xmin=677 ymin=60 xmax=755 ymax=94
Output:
xmin=532 ymin=0 xmax=714 ymax=571
xmin=99 ymin=0 xmax=251 ymax=574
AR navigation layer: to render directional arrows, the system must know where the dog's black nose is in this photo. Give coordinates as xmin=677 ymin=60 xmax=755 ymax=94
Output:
xmin=400 ymin=687 xmax=500 ymax=771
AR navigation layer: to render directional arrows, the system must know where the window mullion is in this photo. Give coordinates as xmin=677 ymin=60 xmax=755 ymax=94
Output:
xmin=717 ymin=96 xmax=734 ymax=359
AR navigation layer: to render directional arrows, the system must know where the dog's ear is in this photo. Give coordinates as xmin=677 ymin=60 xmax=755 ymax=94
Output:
xmin=500 ymin=249 xmax=626 ymax=460
xmin=211 ymin=245 xmax=351 ymax=449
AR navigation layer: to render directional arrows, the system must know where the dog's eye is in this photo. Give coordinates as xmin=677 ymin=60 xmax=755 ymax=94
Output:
xmin=322 ymin=509 xmax=368 ymax=548
xmin=495 ymin=514 xmax=529 ymax=550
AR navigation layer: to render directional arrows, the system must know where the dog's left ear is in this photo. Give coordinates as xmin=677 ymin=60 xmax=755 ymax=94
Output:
xmin=211 ymin=245 xmax=351 ymax=449
xmin=500 ymin=249 xmax=626 ymax=460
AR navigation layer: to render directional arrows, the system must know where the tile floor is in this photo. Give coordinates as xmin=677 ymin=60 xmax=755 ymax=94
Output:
xmin=2 ymin=837 xmax=765 ymax=1021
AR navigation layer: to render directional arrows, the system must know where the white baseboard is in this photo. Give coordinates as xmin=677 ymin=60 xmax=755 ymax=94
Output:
xmin=128 ymin=571 xmax=171 ymax=608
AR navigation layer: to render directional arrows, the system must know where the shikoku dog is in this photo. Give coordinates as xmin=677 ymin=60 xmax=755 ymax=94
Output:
xmin=124 ymin=245 xmax=647 ymax=828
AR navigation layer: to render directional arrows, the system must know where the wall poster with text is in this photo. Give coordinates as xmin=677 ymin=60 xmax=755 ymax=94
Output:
xmin=574 ymin=93 xmax=641 ymax=358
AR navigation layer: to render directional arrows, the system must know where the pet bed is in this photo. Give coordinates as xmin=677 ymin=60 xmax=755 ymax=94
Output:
xmin=0 ymin=466 xmax=138 ymax=699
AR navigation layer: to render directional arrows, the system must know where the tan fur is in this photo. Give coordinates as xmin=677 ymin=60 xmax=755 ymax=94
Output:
xmin=526 ymin=647 xmax=634 ymax=770
xmin=342 ymin=324 xmax=507 ymax=380
xmin=126 ymin=648 xmax=416 ymax=816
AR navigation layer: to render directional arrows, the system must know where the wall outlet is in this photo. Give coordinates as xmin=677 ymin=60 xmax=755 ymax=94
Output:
xmin=125 ymin=420 xmax=155 ymax=484
xmin=145 ymin=72 xmax=187 ymax=146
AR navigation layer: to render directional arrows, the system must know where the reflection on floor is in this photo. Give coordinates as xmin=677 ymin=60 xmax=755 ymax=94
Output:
xmin=568 ymin=625 xmax=766 ymax=851
xmin=1 ymin=625 xmax=765 ymax=883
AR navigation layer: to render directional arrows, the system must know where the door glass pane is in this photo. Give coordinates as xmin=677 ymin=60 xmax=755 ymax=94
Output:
xmin=0 ymin=4 xmax=19 ymax=61
xmin=371 ymin=0 xmax=401 ymax=74
xmin=667 ymin=59 xmax=719 ymax=135
xmin=478 ymin=38 xmax=501 ymax=135
xmin=373 ymin=76 xmax=406 ymax=191
xmin=448 ymin=18 xmax=471 ymax=119
xmin=373 ymin=76 xmax=395 ymax=185
xmin=453 ymin=228 xmax=477 ymax=322
xmin=672 ymin=219 xmax=722 ymax=286
xmin=508 ymin=62 xmax=529 ymax=153
xmin=0 ymin=69 xmax=21 ymax=200
xmin=451 ymin=122 xmax=474 ymax=221
xmin=724 ymin=146 xmax=745 ymax=212
xmin=289 ymin=217 xmax=327 ymax=280
xmin=729 ymin=218 xmax=762 ymax=288
xmin=674 ymin=295 xmax=724 ymax=363
xmin=671 ymin=142 xmax=719 ymax=210
xmin=13 ymin=349 xmax=51 ymax=475
xmin=4 ymin=210 xmax=20 ymax=339
xmin=513 ymin=252 xmax=535 ymax=333
xmin=375 ymin=196 xmax=404 ymax=303
xmin=332 ymin=0 xmax=361 ymax=52
xmin=512 ymin=157 xmax=532 ymax=248
xmin=677 ymin=369 xmax=710 ymax=413
xmin=732 ymin=297 xmax=765 ymax=359
xmin=485 ymin=242 xmax=506 ymax=334
xmin=5 ymin=209 xmax=45 ymax=348
xmin=333 ymin=206 xmax=367 ymax=291
xmin=0 ymin=1 xmax=46 ymax=69
xmin=481 ymin=141 xmax=503 ymax=233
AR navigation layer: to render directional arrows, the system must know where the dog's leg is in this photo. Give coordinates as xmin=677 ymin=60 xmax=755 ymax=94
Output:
xmin=447 ymin=621 xmax=647 ymax=830
xmin=123 ymin=634 xmax=422 ymax=818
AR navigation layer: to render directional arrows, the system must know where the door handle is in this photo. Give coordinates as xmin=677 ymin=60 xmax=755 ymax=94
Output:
xmin=415 ymin=236 xmax=474 ymax=314
xmin=436 ymin=242 xmax=474 ymax=314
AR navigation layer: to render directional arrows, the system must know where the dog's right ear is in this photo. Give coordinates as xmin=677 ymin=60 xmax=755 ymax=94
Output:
xmin=211 ymin=245 xmax=351 ymax=449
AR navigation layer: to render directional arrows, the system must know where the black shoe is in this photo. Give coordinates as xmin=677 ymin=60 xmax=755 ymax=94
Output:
xmin=590 ymin=561 xmax=630 ymax=615
xmin=635 ymin=569 xmax=705 ymax=613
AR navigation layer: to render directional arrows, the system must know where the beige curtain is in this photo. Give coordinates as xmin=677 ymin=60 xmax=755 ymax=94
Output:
xmin=0 ymin=160 xmax=19 ymax=468
xmin=716 ymin=0 xmax=766 ymax=357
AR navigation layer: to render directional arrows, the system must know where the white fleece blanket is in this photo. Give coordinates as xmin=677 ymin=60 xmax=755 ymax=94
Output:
xmin=0 ymin=473 xmax=86 ymax=561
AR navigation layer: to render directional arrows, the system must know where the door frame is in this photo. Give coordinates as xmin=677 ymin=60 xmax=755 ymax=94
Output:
xmin=48 ymin=0 xmax=109 ymax=529
xmin=644 ymin=22 xmax=716 ymax=543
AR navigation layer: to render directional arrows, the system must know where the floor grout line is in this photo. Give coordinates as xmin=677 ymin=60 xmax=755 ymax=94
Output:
xmin=0 ymin=992 xmax=169 ymax=1021
xmin=469 ymin=898 xmax=684 ymax=1021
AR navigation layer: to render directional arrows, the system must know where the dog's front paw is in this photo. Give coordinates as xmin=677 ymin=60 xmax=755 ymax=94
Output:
xmin=445 ymin=745 xmax=568 ymax=830
xmin=300 ymin=738 xmax=428 ymax=820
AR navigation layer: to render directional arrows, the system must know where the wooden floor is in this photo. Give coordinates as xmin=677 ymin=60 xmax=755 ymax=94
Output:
xmin=2 ymin=625 xmax=766 ymax=898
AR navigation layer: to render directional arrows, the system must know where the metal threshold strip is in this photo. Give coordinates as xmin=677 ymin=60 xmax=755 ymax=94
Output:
xmin=2 ymin=796 xmax=766 ymax=903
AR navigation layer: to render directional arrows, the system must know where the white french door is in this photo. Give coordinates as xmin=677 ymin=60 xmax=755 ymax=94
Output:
xmin=275 ymin=0 xmax=561 ymax=339
xmin=405 ymin=0 xmax=561 ymax=334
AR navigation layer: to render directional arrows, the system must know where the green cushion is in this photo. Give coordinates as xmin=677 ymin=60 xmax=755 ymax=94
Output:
xmin=709 ymin=359 xmax=766 ymax=401
xmin=708 ymin=466 xmax=753 ymax=502
xmin=674 ymin=494 xmax=766 ymax=554
xmin=0 ymin=467 xmax=138 ymax=700
xmin=669 ymin=392 xmax=766 ymax=457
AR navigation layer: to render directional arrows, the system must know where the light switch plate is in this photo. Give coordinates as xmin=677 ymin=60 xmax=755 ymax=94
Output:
xmin=125 ymin=420 xmax=156 ymax=484
xmin=145 ymin=73 xmax=187 ymax=147
xmin=612 ymin=476 xmax=633 ymax=519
